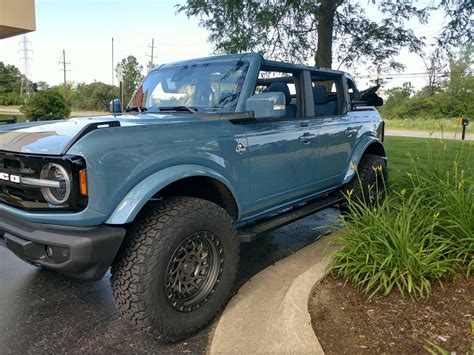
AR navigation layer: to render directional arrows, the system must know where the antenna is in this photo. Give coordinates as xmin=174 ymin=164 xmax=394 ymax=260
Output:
xmin=58 ymin=49 xmax=70 ymax=98
xmin=19 ymin=35 xmax=33 ymax=102
xmin=146 ymin=38 xmax=157 ymax=70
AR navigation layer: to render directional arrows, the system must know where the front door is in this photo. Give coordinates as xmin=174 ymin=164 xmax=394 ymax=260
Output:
xmin=244 ymin=118 xmax=319 ymax=216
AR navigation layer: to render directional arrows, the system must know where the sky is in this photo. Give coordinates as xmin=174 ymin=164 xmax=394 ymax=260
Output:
xmin=0 ymin=0 xmax=447 ymax=91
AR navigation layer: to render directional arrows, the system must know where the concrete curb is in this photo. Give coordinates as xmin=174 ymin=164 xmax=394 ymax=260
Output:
xmin=209 ymin=232 xmax=342 ymax=354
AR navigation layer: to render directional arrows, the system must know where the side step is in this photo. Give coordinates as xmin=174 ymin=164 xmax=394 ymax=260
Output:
xmin=237 ymin=194 xmax=344 ymax=242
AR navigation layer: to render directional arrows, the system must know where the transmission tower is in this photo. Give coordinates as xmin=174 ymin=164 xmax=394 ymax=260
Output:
xmin=19 ymin=35 xmax=33 ymax=101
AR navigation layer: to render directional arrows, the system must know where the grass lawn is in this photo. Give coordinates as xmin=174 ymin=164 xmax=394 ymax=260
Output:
xmin=384 ymin=117 xmax=471 ymax=134
xmin=384 ymin=135 xmax=474 ymax=185
xmin=0 ymin=112 xmax=26 ymax=123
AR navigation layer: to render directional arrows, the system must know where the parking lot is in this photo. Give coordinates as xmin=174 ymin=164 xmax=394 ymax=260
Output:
xmin=0 ymin=209 xmax=339 ymax=354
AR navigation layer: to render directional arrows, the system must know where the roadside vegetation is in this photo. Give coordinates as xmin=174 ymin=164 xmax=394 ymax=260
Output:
xmin=20 ymin=89 xmax=70 ymax=121
xmin=331 ymin=136 xmax=473 ymax=298
xmin=0 ymin=55 xmax=143 ymax=121
xmin=380 ymin=46 xmax=473 ymax=133
xmin=383 ymin=118 xmax=470 ymax=134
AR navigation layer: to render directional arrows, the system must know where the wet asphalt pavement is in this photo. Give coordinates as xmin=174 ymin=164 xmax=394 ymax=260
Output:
xmin=0 ymin=208 xmax=340 ymax=354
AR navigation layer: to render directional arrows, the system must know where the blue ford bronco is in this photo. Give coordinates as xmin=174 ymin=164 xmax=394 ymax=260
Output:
xmin=0 ymin=53 xmax=386 ymax=342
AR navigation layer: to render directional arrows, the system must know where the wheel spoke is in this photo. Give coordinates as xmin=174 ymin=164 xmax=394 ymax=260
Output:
xmin=165 ymin=231 xmax=224 ymax=312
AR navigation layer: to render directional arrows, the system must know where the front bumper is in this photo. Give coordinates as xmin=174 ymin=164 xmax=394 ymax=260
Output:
xmin=0 ymin=210 xmax=126 ymax=280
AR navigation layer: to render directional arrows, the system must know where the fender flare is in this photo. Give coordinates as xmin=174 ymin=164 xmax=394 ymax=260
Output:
xmin=342 ymin=136 xmax=386 ymax=185
xmin=106 ymin=164 xmax=241 ymax=225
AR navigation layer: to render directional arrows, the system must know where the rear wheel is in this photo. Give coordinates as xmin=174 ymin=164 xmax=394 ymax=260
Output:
xmin=111 ymin=196 xmax=239 ymax=342
xmin=340 ymin=154 xmax=388 ymax=212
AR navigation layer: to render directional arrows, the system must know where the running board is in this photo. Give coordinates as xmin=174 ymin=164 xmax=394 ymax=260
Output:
xmin=237 ymin=194 xmax=344 ymax=242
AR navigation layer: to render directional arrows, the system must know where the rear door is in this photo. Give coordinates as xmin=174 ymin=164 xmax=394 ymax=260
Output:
xmin=309 ymin=74 xmax=359 ymax=190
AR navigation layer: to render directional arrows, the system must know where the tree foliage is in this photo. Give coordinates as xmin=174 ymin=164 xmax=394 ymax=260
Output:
xmin=380 ymin=47 xmax=474 ymax=119
xmin=70 ymin=81 xmax=117 ymax=111
xmin=0 ymin=62 xmax=23 ymax=105
xmin=20 ymin=89 xmax=71 ymax=121
xmin=178 ymin=0 xmax=472 ymax=70
xmin=0 ymin=61 xmax=129 ymax=114
xmin=119 ymin=55 xmax=144 ymax=105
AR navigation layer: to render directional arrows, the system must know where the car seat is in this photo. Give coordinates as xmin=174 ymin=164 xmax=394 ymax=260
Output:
xmin=313 ymin=85 xmax=338 ymax=116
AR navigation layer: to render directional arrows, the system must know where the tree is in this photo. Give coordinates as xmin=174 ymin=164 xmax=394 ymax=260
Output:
xmin=379 ymin=46 xmax=473 ymax=119
xmin=36 ymin=81 xmax=50 ymax=91
xmin=178 ymin=0 xmax=472 ymax=70
xmin=440 ymin=45 xmax=474 ymax=117
xmin=20 ymin=89 xmax=71 ymax=121
xmin=424 ymin=49 xmax=446 ymax=96
xmin=118 ymin=56 xmax=144 ymax=105
xmin=71 ymin=81 xmax=117 ymax=111
xmin=0 ymin=62 xmax=22 ymax=105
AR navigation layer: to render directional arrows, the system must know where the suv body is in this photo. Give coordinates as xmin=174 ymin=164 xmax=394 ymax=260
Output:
xmin=0 ymin=53 xmax=386 ymax=340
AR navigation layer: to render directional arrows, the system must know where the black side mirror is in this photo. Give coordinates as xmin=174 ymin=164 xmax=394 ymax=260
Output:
xmin=109 ymin=99 xmax=122 ymax=114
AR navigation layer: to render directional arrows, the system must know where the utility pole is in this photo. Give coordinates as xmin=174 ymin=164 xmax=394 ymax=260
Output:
xmin=59 ymin=49 xmax=70 ymax=99
xmin=19 ymin=35 xmax=33 ymax=102
xmin=112 ymin=37 xmax=115 ymax=86
xmin=146 ymin=38 xmax=157 ymax=70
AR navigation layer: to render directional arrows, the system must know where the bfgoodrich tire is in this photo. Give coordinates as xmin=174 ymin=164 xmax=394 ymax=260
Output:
xmin=110 ymin=197 xmax=239 ymax=343
xmin=340 ymin=154 xmax=388 ymax=211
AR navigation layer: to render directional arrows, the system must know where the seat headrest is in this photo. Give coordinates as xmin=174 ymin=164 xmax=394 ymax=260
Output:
xmin=264 ymin=82 xmax=291 ymax=106
xmin=313 ymin=85 xmax=328 ymax=104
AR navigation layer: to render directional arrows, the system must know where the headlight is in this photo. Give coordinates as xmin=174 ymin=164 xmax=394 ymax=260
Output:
xmin=40 ymin=163 xmax=72 ymax=205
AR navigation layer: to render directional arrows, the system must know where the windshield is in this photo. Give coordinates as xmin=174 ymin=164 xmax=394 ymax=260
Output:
xmin=127 ymin=61 xmax=249 ymax=114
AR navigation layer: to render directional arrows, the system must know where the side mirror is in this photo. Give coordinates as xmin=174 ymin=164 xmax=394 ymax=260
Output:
xmin=246 ymin=92 xmax=286 ymax=119
xmin=109 ymin=99 xmax=122 ymax=114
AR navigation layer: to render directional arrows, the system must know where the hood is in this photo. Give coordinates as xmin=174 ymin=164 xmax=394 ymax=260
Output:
xmin=0 ymin=113 xmax=198 ymax=155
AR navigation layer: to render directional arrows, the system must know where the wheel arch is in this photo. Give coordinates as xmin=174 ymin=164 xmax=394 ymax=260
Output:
xmin=342 ymin=137 xmax=386 ymax=185
xmin=106 ymin=164 xmax=241 ymax=225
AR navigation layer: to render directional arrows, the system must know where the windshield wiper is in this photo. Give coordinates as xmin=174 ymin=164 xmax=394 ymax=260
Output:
xmin=125 ymin=106 xmax=148 ymax=112
xmin=157 ymin=106 xmax=198 ymax=114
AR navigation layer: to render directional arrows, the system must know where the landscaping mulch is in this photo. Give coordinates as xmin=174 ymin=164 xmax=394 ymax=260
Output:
xmin=309 ymin=275 xmax=473 ymax=354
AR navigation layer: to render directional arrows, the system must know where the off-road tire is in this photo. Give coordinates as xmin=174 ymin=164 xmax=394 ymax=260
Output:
xmin=110 ymin=196 xmax=239 ymax=343
xmin=340 ymin=154 xmax=388 ymax=212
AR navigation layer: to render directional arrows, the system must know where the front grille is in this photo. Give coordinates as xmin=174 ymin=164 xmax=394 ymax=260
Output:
xmin=0 ymin=151 xmax=87 ymax=211
xmin=0 ymin=152 xmax=48 ymax=209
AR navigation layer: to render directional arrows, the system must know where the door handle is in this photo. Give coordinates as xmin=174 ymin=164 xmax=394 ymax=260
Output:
xmin=345 ymin=128 xmax=358 ymax=137
xmin=299 ymin=132 xmax=317 ymax=144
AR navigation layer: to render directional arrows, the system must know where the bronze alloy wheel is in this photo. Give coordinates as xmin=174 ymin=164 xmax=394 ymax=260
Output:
xmin=165 ymin=231 xmax=224 ymax=312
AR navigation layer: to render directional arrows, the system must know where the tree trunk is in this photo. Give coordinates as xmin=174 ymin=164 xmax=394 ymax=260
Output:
xmin=314 ymin=0 xmax=338 ymax=68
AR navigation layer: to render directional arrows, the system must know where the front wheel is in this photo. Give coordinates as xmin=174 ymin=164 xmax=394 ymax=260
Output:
xmin=340 ymin=154 xmax=388 ymax=212
xmin=111 ymin=197 xmax=239 ymax=343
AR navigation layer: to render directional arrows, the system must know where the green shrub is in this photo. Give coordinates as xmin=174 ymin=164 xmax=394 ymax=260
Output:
xmin=20 ymin=89 xmax=71 ymax=121
xmin=330 ymin=141 xmax=473 ymax=298
xmin=408 ymin=145 xmax=474 ymax=275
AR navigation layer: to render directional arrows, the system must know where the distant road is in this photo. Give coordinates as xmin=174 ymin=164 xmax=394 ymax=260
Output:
xmin=385 ymin=129 xmax=473 ymax=141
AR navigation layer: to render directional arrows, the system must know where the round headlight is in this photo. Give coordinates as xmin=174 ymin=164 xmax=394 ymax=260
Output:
xmin=40 ymin=163 xmax=71 ymax=205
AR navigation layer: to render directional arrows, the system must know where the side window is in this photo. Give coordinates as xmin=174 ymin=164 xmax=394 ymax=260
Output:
xmin=311 ymin=76 xmax=342 ymax=116
xmin=254 ymin=69 xmax=300 ymax=119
